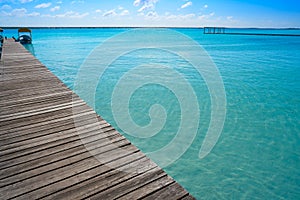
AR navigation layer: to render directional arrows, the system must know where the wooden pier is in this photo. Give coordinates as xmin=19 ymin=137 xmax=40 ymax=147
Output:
xmin=203 ymin=27 xmax=300 ymax=37
xmin=203 ymin=27 xmax=225 ymax=34
xmin=0 ymin=40 xmax=195 ymax=199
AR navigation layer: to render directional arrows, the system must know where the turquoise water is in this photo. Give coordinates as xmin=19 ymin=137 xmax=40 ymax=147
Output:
xmin=5 ymin=28 xmax=300 ymax=199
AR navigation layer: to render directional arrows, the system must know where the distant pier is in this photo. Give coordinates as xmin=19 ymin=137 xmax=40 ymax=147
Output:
xmin=0 ymin=40 xmax=195 ymax=199
xmin=203 ymin=27 xmax=300 ymax=36
xmin=203 ymin=27 xmax=226 ymax=34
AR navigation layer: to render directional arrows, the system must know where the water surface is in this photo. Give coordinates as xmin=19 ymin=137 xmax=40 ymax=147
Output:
xmin=5 ymin=28 xmax=299 ymax=199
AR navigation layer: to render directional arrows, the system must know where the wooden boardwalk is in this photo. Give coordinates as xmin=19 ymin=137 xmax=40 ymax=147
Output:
xmin=0 ymin=40 xmax=195 ymax=200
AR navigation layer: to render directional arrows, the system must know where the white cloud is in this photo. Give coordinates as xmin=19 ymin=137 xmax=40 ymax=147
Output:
xmin=28 ymin=12 xmax=40 ymax=17
xmin=13 ymin=8 xmax=27 ymax=16
xmin=1 ymin=4 xmax=12 ymax=10
xmin=198 ymin=12 xmax=215 ymax=20
xmin=137 ymin=12 xmax=145 ymax=17
xmin=73 ymin=12 xmax=89 ymax=18
xmin=55 ymin=11 xmax=89 ymax=18
xmin=10 ymin=8 xmax=27 ymax=16
xmin=133 ymin=0 xmax=141 ymax=6
xmin=96 ymin=7 xmax=130 ymax=17
xmin=138 ymin=4 xmax=154 ymax=12
xmin=1 ymin=7 xmax=43 ymax=18
xmin=20 ymin=0 xmax=33 ymax=3
xmin=103 ymin=9 xmax=116 ymax=17
xmin=204 ymin=4 xmax=208 ymax=9
xmin=35 ymin=3 xmax=52 ymax=9
xmin=165 ymin=12 xmax=195 ymax=20
xmin=165 ymin=13 xmax=177 ymax=20
xmin=56 ymin=11 xmax=72 ymax=17
xmin=225 ymin=16 xmax=238 ymax=24
xmin=41 ymin=14 xmax=52 ymax=18
xmin=140 ymin=11 xmax=198 ymax=23
xmin=71 ymin=1 xmax=84 ymax=4
xmin=50 ymin=6 xmax=60 ymax=12
xmin=181 ymin=13 xmax=195 ymax=19
xmin=120 ymin=10 xmax=129 ymax=16
xmin=134 ymin=0 xmax=158 ymax=12
xmin=181 ymin=1 xmax=192 ymax=9
xmin=57 ymin=1 xmax=63 ymax=4
xmin=146 ymin=11 xmax=157 ymax=17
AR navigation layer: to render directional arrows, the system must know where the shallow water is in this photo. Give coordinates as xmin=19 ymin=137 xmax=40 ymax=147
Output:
xmin=4 ymin=28 xmax=299 ymax=199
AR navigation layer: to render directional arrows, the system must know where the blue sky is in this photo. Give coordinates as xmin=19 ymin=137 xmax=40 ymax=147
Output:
xmin=0 ymin=0 xmax=300 ymax=27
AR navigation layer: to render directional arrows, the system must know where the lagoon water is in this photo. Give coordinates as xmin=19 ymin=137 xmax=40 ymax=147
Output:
xmin=4 ymin=28 xmax=300 ymax=199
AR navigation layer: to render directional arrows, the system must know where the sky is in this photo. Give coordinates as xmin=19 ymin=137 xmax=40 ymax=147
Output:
xmin=0 ymin=0 xmax=300 ymax=27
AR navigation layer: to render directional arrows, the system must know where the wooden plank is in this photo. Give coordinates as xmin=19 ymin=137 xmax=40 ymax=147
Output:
xmin=0 ymin=116 xmax=105 ymax=151
xmin=0 ymin=91 xmax=74 ymax=109
xmin=43 ymin=156 xmax=158 ymax=200
xmin=0 ymin=122 xmax=113 ymax=162
xmin=0 ymin=96 xmax=81 ymax=116
xmin=0 ymin=130 xmax=122 ymax=180
xmin=0 ymin=40 xmax=194 ymax=199
xmin=0 ymin=108 xmax=95 ymax=140
xmin=15 ymin=152 xmax=145 ymax=200
xmin=0 ymin=104 xmax=93 ymax=132
xmin=181 ymin=195 xmax=197 ymax=200
xmin=117 ymin=175 xmax=175 ymax=200
xmin=89 ymin=168 xmax=166 ymax=199
xmin=142 ymin=182 xmax=188 ymax=199
xmin=0 ymin=90 xmax=73 ymax=107
xmin=0 ymin=128 xmax=118 ymax=172
xmin=0 ymin=144 xmax=137 ymax=199
xmin=0 ymin=100 xmax=85 ymax=122
xmin=0 ymin=135 xmax=129 ymax=187
xmin=0 ymin=85 xmax=68 ymax=100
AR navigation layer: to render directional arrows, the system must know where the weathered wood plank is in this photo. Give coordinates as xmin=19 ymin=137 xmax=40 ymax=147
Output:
xmin=0 ymin=104 xmax=93 ymax=132
xmin=0 ymin=136 xmax=129 ymax=188
xmin=15 ymin=152 xmax=145 ymax=199
xmin=0 ymin=40 xmax=194 ymax=199
xmin=142 ymin=182 xmax=188 ymax=200
xmin=117 ymin=175 xmax=175 ymax=200
xmin=0 ymin=122 xmax=113 ymax=161
xmin=0 ymin=144 xmax=138 ymax=199
xmin=0 ymin=130 xmax=122 ymax=180
xmin=0 ymin=108 xmax=95 ymax=140
xmin=0 ymin=117 xmax=105 ymax=151
xmin=0 ymin=100 xmax=85 ymax=122
xmin=0 ymin=128 xmax=118 ymax=173
xmin=181 ymin=195 xmax=197 ymax=200
xmin=89 ymin=167 xmax=166 ymax=199
xmin=0 ymin=85 xmax=68 ymax=100
xmin=43 ymin=156 xmax=158 ymax=200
